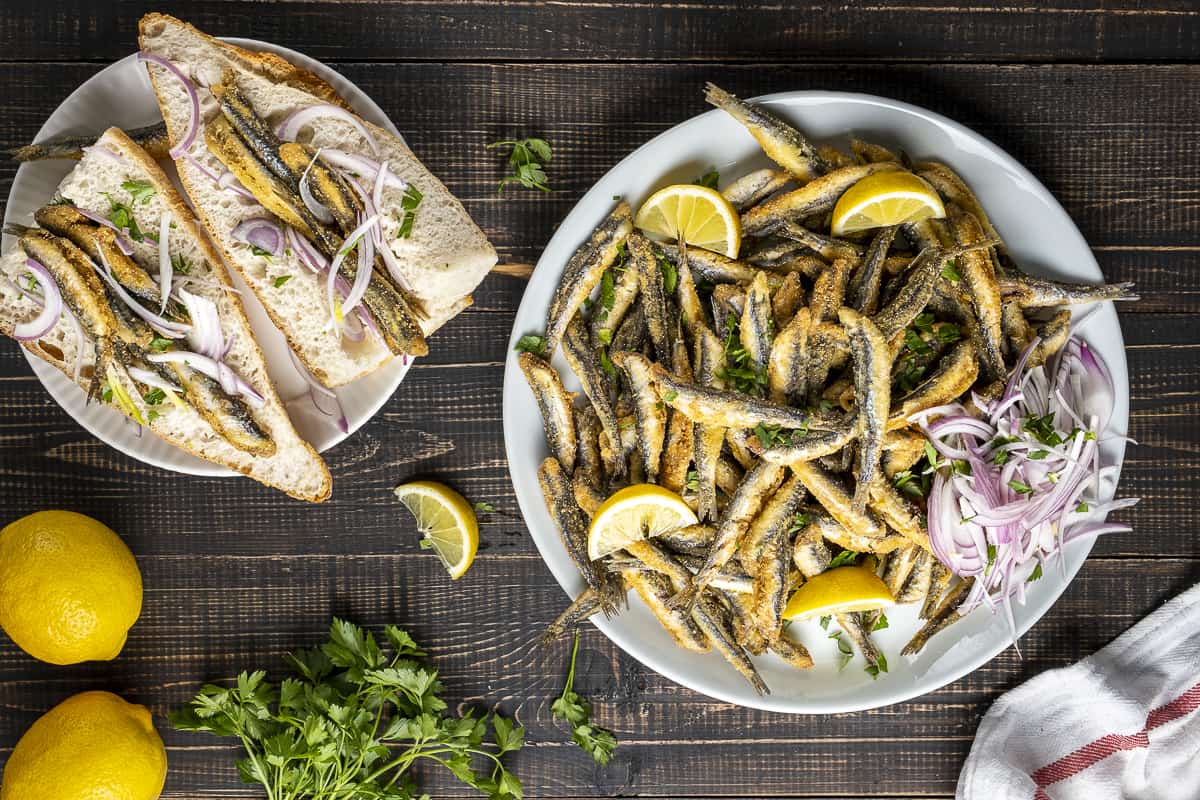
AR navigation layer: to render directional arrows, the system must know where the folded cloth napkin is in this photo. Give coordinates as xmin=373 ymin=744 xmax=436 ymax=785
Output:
xmin=958 ymin=582 xmax=1200 ymax=800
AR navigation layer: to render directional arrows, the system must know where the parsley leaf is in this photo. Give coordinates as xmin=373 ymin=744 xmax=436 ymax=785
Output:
xmin=864 ymin=651 xmax=889 ymax=679
xmin=171 ymin=618 xmax=524 ymax=799
xmin=148 ymin=336 xmax=173 ymax=352
xmin=273 ymin=275 xmax=292 ymax=288
xmin=693 ymin=169 xmax=720 ymax=189
xmin=473 ymin=501 xmax=495 ymax=514
xmin=941 ymin=258 xmax=962 ymax=282
xmin=828 ymin=549 xmax=860 ymax=569
xmin=514 ymin=333 xmax=547 ymax=355
xmin=871 ymin=613 xmax=889 ymax=632
xmin=1008 ymin=478 xmax=1033 ymax=495
xmin=396 ymin=184 xmax=423 ymax=238
xmin=551 ymin=631 xmax=617 ymax=765
xmin=488 ymin=138 xmax=552 ymax=192
xmin=121 ymin=179 xmax=156 ymax=205
xmin=100 ymin=191 xmax=144 ymax=242
xmin=1028 ymin=563 xmax=1044 ymax=582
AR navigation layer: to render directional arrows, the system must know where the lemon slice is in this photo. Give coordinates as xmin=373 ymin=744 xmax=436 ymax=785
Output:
xmin=394 ymin=481 xmax=479 ymax=579
xmin=634 ymin=184 xmax=741 ymax=257
xmin=782 ymin=566 xmax=896 ymax=620
xmin=831 ymin=171 xmax=946 ymax=236
xmin=587 ymin=484 xmax=699 ymax=560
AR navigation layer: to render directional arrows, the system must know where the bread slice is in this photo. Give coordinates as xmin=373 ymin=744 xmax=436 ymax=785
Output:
xmin=137 ymin=13 xmax=497 ymax=387
xmin=0 ymin=128 xmax=332 ymax=502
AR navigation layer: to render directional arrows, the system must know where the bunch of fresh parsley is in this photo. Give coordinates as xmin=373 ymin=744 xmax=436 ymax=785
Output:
xmin=171 ymin=619 xmax=524 ymax=800
xmin=487 ymin=138 xmax=552 ymax=193
xmin=551 ymin=631 xmax=617 ymax=765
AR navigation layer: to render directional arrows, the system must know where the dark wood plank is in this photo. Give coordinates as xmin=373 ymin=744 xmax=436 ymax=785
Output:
xmin=0 ymin=556 xmax=1192 ymax=797
xmin=1 ymin=0 xmax=1198 ymax=64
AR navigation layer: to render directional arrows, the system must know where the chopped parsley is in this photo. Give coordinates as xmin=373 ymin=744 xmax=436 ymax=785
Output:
xmin=171 ymin=253 xmax=192 ymax=275
xmin=663 ymin=389 xmax=678 ymax=403
xmin=49 ymin=194 xmax=75 ymax=206
xmin=941 ymin=258 xmax=962 ymax=282
xmin=596 ymin=328 xmax=612 ymax=345
xmin=871 ymin=613 xmax=889 ymax=632
xmin=473 ymin=501 xmax=495 ymax=514
xmin=249 ymin=245 xmax=273 ymax=261
xmin=1076 ymin=502 xmax=1089 ymax=513
xmin=717 ymin=317 xmax=767 ymax=395
xmin=692 ymin=169 xmax=720 ymax=189
xmin=786 ymin=512 xmax=811 ymax=535
xmin=514 ymin=333 xmax=546 ymax=355
xmin=121 ymin=179 xmax=156 ymax=205
xmin=487 ymin=137 xmax=552 ymax=193
xmin=864 ymin=652 xmax=889 ymax=679
xmin=396 ymin=184 xmax=423 ymax=238
xmin=1028 ymin=563 xmax=1044 ymax=582
xmin=599 ymin=270 xmax=615 ymax=315
xmin=1008 ymin=479 xmax=1033 ymax=495
xmin=828 ymin=549 xmax=860 ymax=569
xmin=273 ymin=275 xmax=292 ymax=288
xmin=100 ymin=192 xmax=145 ymax=242
xmin=829 ymin=629 xmax=853 ymax=671
xmin=684 ymin=469 xmax=699 ymax=493
xmin=148 ymin=336 xmax=173 ymax=352
xmin=598 ymin=348 xmax=616 ymax=378
xmin=142 ymin=388 xmax=166 ymax=406
xmin=657 ymin=252 xmax=678 ymax=294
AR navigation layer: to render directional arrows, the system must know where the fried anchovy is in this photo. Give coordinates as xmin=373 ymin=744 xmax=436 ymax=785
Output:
xmin=739 ymin=472 xmax=807 ymax=574
xmin=750 ymin=526 xmax=795 ymax=642
xmin=781 ymin=222 xmax=863 ymax=261
xmin=520 ymin=353 xmax=577 ymax=473
xmin=1027 ymin=308 xmax=1072 ymax=369
xmin=999 ymin=273 xmax=1138 ymax=308
xmin=771 ymin=271 xmax=805 ymax=329
xmin=754 ymin=424 xmax=857 ymax=467
xmin=618 ymin=544 xmax=756 ymax=596
xmin=836 ymin=612 xmax=883 ymax=668
xmin=809 ymin=257 xmax=852 ymax=324
xmin=947 ymin=206 xmax=1005 ymax=382
xmin=572 ymin=471 xmax=605 ymax=517
xmin=212 ymin=71 xmax=298 ymax=191
xmin=867 ymin=474 xmax=929 ymax=550
xmin=802 ymin=507 xmax=909 ymax=555
xmin=767 ymin=306 xmax=811 ymax=405
xmin=705 ymin=83 xmax=828 ymax=182
xmin=883 ymin=429 xmax=926 ymax=477
xmin=538 ymin=456 xmax=620 ymax=612
xmin=741 ymin=162 xmax=902 ymax=237
xmin=628 ymin=232 xmax=672 ymax=361
xmin=692 ymin=593 xmax=770 ymax=694
xmin=740 ymin=271 xmax=773 ymax=376
xmin=792 ymin=521 xmax=832 ymax=577
xmin=620 ymin=569 xmax=711 ymax=653
xmin=650 ymin=362 xmax=843 ymax=432
xmin=872 ymin=246 xmax=944 ymax=340
xmin=889 ymin=339 xmax=979 ymax=429
xmin=902 ymin=577 xmax=974 ymax=656
xmin=804 ymin=321 xmax=850 ymax=406
xmin=541 ymin=588 xmax=602 ymax=645
xmin=656 ymin=524 xmax=717 ymax=558
xmin=722 ymin=168 xmax=791 ymax=212
xmin=164 ymin=365 xmax=275 ymax=456
xmin=34 ymin=205 xmax=160 ymax=306
xmin=839 ymin=307 xmax=891 ymax=513
xmin=916 ymin=162 xmax=1004 ymax=252
xmin=612 ymin=351 xmax=667 ymax=482
xmin=791 ymin=461 xmax=890 ymax=542
xmin=848 ymin=225 xmax=898 ymax=314
xmin=1001 ymin=302 xmax=1035 ymax=359
xmin=658 ymin=243 xmax=784 ymax=288
xmin=279 ymin=142 xmax=358 ymax=231
xmin=5 ymin=121 xmax=170 ymax=162
xmin=897 ymin=548 xmax=934 ymax=604
xmin=573 ymin=405 xmax=604 ymax=490
xmin=692 ymin=325 xmax=727 ymax=522
xmin=851 ymin=139 xmax=901 ymax=164
xmin=921 ymin=560 xmax=953 ymax=620
xmin=881 ymin=544 xmax=921 ymax=598
xmin=673 ymin=250 xmax=706 ymax=339
xmin=591 ymin=255 xmax=639 ymax=347
xmin=672 ymin=460 xmax=784 ymax=613
xmin=545 ymin=202 xmax=633 ymax=356
xmin=725 ymin=428 xmax=758 ymax=470
xmin=20 ymin=231 xmax=121 ymax=400
xmin=659 ymin=328 xmax=696 ymax=495
xmin=743 ymin=236 xmax=807 ymax=267
xmin=563 ymin=316 xmax=625 ymax=477
xmin=610 ymin=300 xmax=647 ymax=353
xmin=771 ymin=635 xmax=814 ymax=669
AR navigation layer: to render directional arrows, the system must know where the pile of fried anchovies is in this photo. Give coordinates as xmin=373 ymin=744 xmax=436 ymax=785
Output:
xmin=521 ymin=83 xmax=1136 ymax=694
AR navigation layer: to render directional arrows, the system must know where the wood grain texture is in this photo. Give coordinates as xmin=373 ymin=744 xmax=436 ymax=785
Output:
xmin=1 ymin=3 xmax=1198 ymax=799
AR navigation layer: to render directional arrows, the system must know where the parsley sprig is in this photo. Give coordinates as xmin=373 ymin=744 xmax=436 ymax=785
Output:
xmin=487 ymin=138 xmax=552 ymax=193
xmin=171 ymin=618 xmax=525 ymax=800
xmin=551 ymin=631 xmax=617 ymax=765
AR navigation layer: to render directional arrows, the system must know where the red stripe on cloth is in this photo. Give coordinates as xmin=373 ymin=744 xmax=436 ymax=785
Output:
xmin=1029 ymin=680 xmax=1200 ymax=798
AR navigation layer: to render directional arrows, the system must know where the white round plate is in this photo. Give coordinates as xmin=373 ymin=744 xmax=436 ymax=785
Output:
xmin=502 ymin=91 xmax=1130 ymax=712
xmin=2 ymin=40 xmax=410 ymax=476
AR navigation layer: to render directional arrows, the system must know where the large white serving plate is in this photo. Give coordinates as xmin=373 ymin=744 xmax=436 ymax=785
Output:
xmin=2 ymin=39 xmax=410 ymax=476
xmin=502 ymin=91 xmax=1130 ymax=712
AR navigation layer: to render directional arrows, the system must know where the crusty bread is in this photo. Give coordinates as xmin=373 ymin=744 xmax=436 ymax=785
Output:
xmin=0 ymin=128 xmax=332 ymax=502
xmin=138 ymin=13 xmax=497 ymax=386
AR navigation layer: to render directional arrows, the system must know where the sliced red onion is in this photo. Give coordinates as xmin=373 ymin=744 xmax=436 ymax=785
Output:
xmin=216 ymin=170 xmax=256 ymax=201
xmin=319 ymin=149 xmax=407 ymax=190
xmin=286 ymin=226 xmax=328 ymax=273
xmin=325 ymin=214 xmax=379 ymax=328
xmin=231 ymin=219 xmax=283 ymax=256
xmin=342 ymin=219 xmax=375 ymax=316
xmin=74 ymin=207 xmax=135 ymax=255
xmin=13 ymin=259 xmax=63 ymax=341
xmin=298 ymin=148 xmax=335 ymax=224
xmin=372 ymin=159 xmax=390 ymax=211
xmin=82 ymin=145 xmax=128 ymax=165
xmin=126 ymin=366 xmax=181 ymax=394
xmin=275 ymin=105 xmax=380 ymax=156
xmin=184 ymin=153 xmax=222 ymax=183
xmin=157 ymin=212 xmax=172 ymax=314
xmin=137 ymin=52 xmax=199 ymax=158
xmin=93 ymin=247 xmax=191 ymax=338
xmin=178 ymin=288 xmax=224 ymax=359
xmin=144 ymin=351 xmax=265 ymax=408
xmin=287 ymin=348 xmax=348 ymax=432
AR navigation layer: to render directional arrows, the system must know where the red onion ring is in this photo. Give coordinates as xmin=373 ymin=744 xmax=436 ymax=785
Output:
xmin=325 ymin=214 xmax=379 ymax=328
xmin=287 ymin=348 xmax=348 ymax=433
xmin=126 ymin=366 xmax=181 ymax=395
xmin=319 ymin=149 xmax=407 ymax=190
xmin=12 ymin=259 xmax=62 ymax=341
xmin=137 ymin=52 xmax=199 ymax=158
xmin=178 ymin=289 xmax=225 ymax=360
xmin=231 ymin=219 xmax=284 ymax=256
xmin=275 ymin=105 xmax=380 ymax=156
xmin=93 ymin=246 xmax=191 ymax=337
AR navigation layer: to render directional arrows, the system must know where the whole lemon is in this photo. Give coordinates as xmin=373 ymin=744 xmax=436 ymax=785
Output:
xmin=0 ymin=690 xmax=167 ymax=800
xmin=0 ymin=511 xmax=142 ymax=664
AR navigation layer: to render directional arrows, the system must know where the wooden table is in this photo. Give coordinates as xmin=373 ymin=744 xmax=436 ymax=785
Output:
xmin=1 ymin=2 xmax=1197 ymax=797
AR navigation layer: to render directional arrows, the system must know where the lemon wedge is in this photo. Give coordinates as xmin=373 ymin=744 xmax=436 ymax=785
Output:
xmin=587 ymin=484 xmax=699 ymax=561
xmin=634 ymin=184 xmax=741 ymax=257
xmin=783 ymin=566 xmax=896 ymax=620
xmin=831 ymin=171 xmax=946 ymax=236
xmin=394 ymin=481 xmax=479 ymax=579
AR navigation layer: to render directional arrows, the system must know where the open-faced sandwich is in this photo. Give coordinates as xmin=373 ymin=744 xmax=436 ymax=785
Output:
xmin=0 ymin=128 xmax=332 ymax=501
xmin=137 ymin=13 xmax=498 ymax=387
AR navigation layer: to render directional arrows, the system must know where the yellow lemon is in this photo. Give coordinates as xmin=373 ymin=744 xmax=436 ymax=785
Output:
xmin=587 ymin=484 xmax=699 ymax=560
xmin=831 ymin=171 xmax=946 ymax=236
xmin=634 ymin=184 xmax=741 ymax=257
xmin=0 ymin=511 xmax=142 ymax=665
xmin=783 ymin=566 xmax=896 ymax=620
xmin=0 ymin=690 xmax=166 ymax=800
xmin=394 ymin=481 xmax=479 ymax=579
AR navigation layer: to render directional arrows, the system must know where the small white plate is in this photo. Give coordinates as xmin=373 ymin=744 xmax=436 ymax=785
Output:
xmin=502 ymin=91 xmax=1130 ymax=712
xmin=2 ymin=39 xmax=411 ymax=476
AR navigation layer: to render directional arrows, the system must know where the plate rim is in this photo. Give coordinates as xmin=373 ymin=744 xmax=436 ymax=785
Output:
xmin=502 ymin=89 xmax=1129 ymax=713
xmin=5 ymin=37 xmax=410 ymax=477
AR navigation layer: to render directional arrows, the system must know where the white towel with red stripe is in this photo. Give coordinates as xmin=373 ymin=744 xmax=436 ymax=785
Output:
xmin=958 ymin=582 xmax=1200 ymax=800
